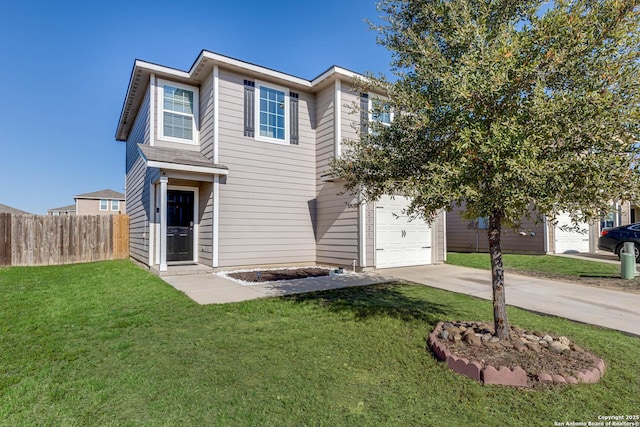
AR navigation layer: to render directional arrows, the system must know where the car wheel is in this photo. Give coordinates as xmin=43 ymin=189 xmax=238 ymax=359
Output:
xmin=617 ymin=243 xmax=640 ymax=262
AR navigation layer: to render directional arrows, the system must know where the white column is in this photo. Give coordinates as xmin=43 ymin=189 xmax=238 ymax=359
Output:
xmin=359 ymin=197 xmax=366 ymax=268
xmin=159 ymin=176 xmax=168 ymax=272
xmin=334 ymin=79 xmax=341 ymax=158
xmin=213 ymin=65 xmax=220 ymax=269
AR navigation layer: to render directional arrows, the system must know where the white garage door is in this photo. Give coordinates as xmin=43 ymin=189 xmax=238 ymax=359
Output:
xmin=554 ymin=212 xmax=590 ymax=253
xmin=376 ymin=195 xmax=432 ymax=268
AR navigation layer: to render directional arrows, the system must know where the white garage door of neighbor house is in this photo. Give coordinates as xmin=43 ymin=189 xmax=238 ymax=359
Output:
xmin=375 ymin=195 xmax=432 ymax=268
xmin=554 ymin=212 xmax=590 ymax=253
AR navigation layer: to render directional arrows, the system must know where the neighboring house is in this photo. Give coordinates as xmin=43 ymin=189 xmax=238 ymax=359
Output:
xmin=47 ymin=204 xmax=77 ymax=216
xmin=115 ymin=50 xmax=447 ymax=273
xmin=74 ymin=190 xmax=126 ymax=216
xmin=447 ymin=201 xmax=635 ymax=255
xmin=0 ymin=203 xmax=30 ymax=215
xmin=47 ymin=190 xmax=126 ymax=216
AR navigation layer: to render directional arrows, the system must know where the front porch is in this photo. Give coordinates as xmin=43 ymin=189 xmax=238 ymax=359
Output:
xmin=150 ymin=263 xmax=215 ymax=277
xmin=138 ymin=144 xmax=228 ymax=273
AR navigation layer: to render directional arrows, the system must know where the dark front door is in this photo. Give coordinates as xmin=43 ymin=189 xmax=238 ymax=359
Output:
xmin=167 ymin=190 xmax=194 ymax=262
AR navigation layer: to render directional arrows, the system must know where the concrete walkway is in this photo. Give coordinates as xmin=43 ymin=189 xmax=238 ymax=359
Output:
xmin=161 ymin=264 xmax=640 ymax=337
xmin=162 ymin=271 xmax=390 ymax=305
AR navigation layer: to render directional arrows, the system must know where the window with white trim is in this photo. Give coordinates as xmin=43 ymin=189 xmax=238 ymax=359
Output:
xmin=111 ymin=200 xmax=120 ymax=211
xmin=254 ymin=81 xmax=290 ymax=144
xmin=99 ymin=200 xmax=108 ymax=211
xmin=157 ymin=79 xmax=199 ymax=144
xmin=370 ymin=97 xmax=393 ymax=127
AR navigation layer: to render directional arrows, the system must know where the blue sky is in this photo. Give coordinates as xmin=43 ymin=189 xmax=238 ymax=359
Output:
xmin=0 ymin=0 xmax=391 ymax=214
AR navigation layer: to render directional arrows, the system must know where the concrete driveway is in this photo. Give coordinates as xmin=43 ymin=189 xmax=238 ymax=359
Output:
xmin=380 ymin=264 xmax=640 ymax=337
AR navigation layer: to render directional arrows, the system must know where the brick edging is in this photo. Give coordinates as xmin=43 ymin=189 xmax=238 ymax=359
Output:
xmin=428 ymin=322 xmax=605 ymax=387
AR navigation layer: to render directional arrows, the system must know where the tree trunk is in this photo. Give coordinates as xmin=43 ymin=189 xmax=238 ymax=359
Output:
xmin=488 ymin=211 xmax=511 ymax=340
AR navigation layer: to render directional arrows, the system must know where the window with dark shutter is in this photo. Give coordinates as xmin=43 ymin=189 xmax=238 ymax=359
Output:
xmin=243 ymin=80 xmax=255 ymax=137
xmin=360 ymin=93 xmax=369 ymax=136
xmin=290 ymin=92 xmax=299 ymax=145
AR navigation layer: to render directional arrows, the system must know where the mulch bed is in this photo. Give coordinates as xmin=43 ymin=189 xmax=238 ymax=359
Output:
xmin=227 ymin=267 xmax=330 ymax=283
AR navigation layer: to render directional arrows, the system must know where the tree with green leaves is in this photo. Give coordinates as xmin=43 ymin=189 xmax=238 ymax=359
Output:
xmin=332 ymin=0 xmax=640 ymax=339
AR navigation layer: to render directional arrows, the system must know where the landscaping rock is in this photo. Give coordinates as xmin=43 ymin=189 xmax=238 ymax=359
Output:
xmin=558 ymin=336 xmax=571 ymax=346
xmin=513 ymin=340 xmax=528 ymax=353
xmin=549 ymin=341 xmax=569 ymax=354
xmin=525 ymin=342 xmax=541 ymax=353
xmin=429 ymin=321 xmax=604 ymax=387
xmin=499 ymin=340 xmax=514 ymax=349
xmin=570 ymin=343 xmax=584 ymax=353
xmin=464 ymin=333 xmax=481 ymax=346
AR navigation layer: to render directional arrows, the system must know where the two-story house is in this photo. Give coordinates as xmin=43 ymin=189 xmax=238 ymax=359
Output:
xmin=48 ymin=189 xmax=126 ymax=216
xmin=115 ymin=50 xmax=446 ymax=273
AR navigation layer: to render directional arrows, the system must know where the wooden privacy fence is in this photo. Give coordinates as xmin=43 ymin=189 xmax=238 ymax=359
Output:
xmin=0 ymin=214 xmax=129 ymax=267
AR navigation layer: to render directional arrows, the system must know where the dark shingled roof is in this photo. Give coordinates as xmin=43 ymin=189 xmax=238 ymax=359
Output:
xmin=74 ymin=189 xmax=125 ymax=200
xmin=138 ymin=144 xmax=228 ymax=170
xmin=0 ymin=203 xmax=31 ymax=215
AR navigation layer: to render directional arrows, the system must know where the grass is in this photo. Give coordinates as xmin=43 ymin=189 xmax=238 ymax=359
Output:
xmin=1 ymin=260 xmax=638 ymax=426
xmin=446 ymin=252 xmax=621 ymax=277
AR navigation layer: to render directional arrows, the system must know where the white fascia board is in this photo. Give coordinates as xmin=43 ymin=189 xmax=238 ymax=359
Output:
xmin=146 ymin=160 xmax=229 ymax=176
xmin=134 ymin=60 xmax=190 ymax=79
xmin=311 ymin=66 xmax=363 ymax=87
xmin=200 ymin=51 xmax=311 ymax=88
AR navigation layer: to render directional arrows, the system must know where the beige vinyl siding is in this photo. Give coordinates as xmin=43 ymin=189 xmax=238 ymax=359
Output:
xmin=315 ymin=84 xmax=335 ymax=177
xmin=432 ymin=210 xmax=447 ymax=263
xmin=340 ymin=84 xmax=360 ymax=146
xmin=216 ymin=68 xmax=316 ymax=267
xmin=364 ymin=202 xmax=375 ymax=267
xmin=75 ymin=199 xmax=126 ymax=216
xmin=316 ymin=182 xmax=359 ymax=266
xmin=446 ymin=206 xmax=546 ymax=254
xmin=125 ymin=88 xmax=151 ymax=264
xmin=315 ymin=80 xmax=360 ymax=267
xmin=199 ymin=71 xmax=215 ymax=160
xmin=198 ymin=181 xmax=214 ymax=265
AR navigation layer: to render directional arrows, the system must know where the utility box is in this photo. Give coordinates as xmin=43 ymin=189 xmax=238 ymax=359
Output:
xmin=621 ymin=242 xmax=636 ymax=280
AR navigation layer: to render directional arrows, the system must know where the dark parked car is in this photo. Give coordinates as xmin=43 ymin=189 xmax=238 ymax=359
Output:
xmin=598 ymin=223 xmax=640 ymax=261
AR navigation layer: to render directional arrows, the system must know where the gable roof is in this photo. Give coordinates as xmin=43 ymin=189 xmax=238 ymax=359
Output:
xmin=74 ymin=189 xmax=125 ymax=200
xmin=116 ymin=49 xmax=369 ymax=142
xmin=0 ymin=203 xmax=31 ymax=215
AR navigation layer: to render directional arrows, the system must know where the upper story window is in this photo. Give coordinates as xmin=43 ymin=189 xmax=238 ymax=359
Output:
xmin=111 ymin=200 xmax=120 ymax=211
xmin=370 ymin=97 xmax=393 ymax=127
xmin=244 ymin=80 xmax=298 ymax=145
xmin=360 ymin=93 xmax=393 ymax=137
xmin=259 ymin=86 xmax=286 ymax=140
xmin=157 ymin=79 xmax=199 ymax=145
xmin=100 ymin=200 xmax=108 ymax=211
xmin=256 ymin=81 xmax=289 ymax=144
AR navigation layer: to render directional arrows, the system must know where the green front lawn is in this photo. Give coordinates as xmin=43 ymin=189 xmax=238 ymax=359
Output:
xmin=446 ymin=252 xmax=621 ymax=277
xmin=1 ymin=260 xmax=638 ymax=426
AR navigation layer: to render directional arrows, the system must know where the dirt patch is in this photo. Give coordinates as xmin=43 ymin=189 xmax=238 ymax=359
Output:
xmin=508 ymin=268 xmax=640 ymax=294
xmin=227 ymin=268 xmax=330 ymax=283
